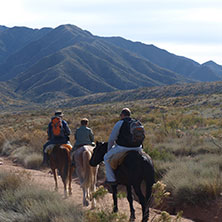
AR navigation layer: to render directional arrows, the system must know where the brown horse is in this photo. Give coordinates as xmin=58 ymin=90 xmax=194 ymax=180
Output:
xmin=74 ymin=145 xmax=99 ymax=208
xmin=49 ymin=144 xmax=74 ymax=198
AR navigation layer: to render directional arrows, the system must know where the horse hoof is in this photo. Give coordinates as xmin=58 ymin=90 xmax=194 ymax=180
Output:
xmin=113 ymin=207 xmax=118 ymax=213
xmin=83 ymin=200 xmax=89 ymax=206
xmin=129 ymin=215 xmax=136 ymax=222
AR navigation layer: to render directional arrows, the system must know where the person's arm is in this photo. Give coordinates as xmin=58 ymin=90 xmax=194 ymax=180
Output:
xmin=63 ymin=120 xmax=71 ymax=136
xmin=74 ymin=129 xmax=77 ymax=140
xmin=47 ymin=123 xmax=52 ymax=140
xmin=89 ymin=129 xmax=94 ymax=142
xmin=108 ymin=120 xmax=123 ymax=151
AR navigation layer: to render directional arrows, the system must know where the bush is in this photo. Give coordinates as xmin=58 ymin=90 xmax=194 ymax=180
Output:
xmin=0 ymin=171 xmax=84 ymax=222
xmin=24 ymin=153 xmax=42 ymax=169
xmin=162 ymin=156 xmax=222 ymax=205
xmin=144 ymin=145 xmax=175 ymax=162
xmin=85 ymin=210 xmax=127 ymax=222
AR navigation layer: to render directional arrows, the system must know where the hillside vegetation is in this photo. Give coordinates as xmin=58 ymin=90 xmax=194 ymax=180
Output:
xmin=1 ymin=91 xmax=222 ymax=221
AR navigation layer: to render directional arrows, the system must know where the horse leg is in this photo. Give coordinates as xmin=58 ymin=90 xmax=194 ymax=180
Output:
xmin=90 ymin=166 xmax=98 ymax=209
xmin=64 ymin=182 xmax=67 ymax=199
xmin=133 ymin=184 xmax=147 ymax=222
xmin=68 ymin=166 xmax=74 ymax=196
xmin=112 ymin=185 xmax=118 ymax=213
xmin=60 ymin=166 xmax=68 ymax=198
xmin=52 ymin=169 xmax=58 ymax=191
xmin=126 ymin=185 xmax=136 ymax=221
xmin=82 ymin=186 xmax=89 ymax=206
xmin=90 ymin=182 xmax=96 ymax=209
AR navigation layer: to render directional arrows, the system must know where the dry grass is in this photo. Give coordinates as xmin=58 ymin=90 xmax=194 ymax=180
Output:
xmin=0 ymin=171 xmax=84 ymax=222
xmin=1 ymin=93 xmax=222 ymax=210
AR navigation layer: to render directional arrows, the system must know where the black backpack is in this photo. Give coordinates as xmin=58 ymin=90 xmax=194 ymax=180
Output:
xmin=117 ymin=118 xmax=145 ymax=147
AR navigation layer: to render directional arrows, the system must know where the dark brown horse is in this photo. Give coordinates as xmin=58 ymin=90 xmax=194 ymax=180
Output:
xmin=89 ymin=142 xmax=155 ymax=222
xmin=49 ymin=144 xmax=74 ymax=198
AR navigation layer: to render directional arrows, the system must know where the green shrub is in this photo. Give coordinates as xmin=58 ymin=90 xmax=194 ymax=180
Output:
xmin=144 ymin=146 xmax=175 ymax=162
xmin=162 ymin=156 xmax=222 ymax=205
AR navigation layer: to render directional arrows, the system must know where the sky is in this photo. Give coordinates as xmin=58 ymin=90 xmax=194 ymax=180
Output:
xmin=0 ymin=0 xmax=222 ymax=65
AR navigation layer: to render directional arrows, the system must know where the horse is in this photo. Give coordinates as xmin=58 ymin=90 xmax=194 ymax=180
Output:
xmin=73 ymin=145 xmax=99 ymax=208
xmin=49 ymin=144 xmax=74 ymax=198
xmin=89 ymin=142 xmax=155 ymax=222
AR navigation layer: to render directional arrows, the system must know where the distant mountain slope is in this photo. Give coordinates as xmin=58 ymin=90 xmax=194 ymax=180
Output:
xmin=103 ymin=37 xmax=221 ymax=82
xmin=51 ymin=81 xmax=222 ymax=108
xmin=0 ymin=24 xmax=221 ymax=104
xmin=0 ymin=25 xmax=189 ymax=102
xmin=0 ymin=25 xmax=8 ymax=32
xmin=2 ymin=80 xmax=222 ymax=110
xmin=203 ymin=61 xmax=222 ymax=77
xmin=12 ymin=39 xmax=187 ymax=102
xmin=0 ymin=26 xmax=52 ymax=64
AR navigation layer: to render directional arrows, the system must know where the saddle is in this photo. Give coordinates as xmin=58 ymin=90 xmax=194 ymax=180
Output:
xmin=109 ymin=152 xmax=128 ymax=170
xmin=45 ymin=144 xmax=72 ymax=155
xmin=109 ymin=150 xmax=152 ymax=170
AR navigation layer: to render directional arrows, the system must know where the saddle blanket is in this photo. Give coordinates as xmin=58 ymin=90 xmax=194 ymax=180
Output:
xmin=45 ymin=143 xmax=72 ymax=154
xmin=109 ymin=151 xmax=152 ymax=170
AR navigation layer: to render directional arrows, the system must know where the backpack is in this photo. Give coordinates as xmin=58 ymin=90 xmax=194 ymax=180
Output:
xmin=117 ymin=118 xmax=145 ymax=147
xmin=129 ymin=119 xmax=145 ymax=145
xmin=51 ymin=117 xmax=63 ymax=137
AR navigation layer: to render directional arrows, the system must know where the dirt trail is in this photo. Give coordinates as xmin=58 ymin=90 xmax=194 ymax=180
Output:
xmin=0 ymin=157 xmax=193 ymax=222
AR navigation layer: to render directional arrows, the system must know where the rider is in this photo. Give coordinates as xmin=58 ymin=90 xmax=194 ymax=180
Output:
xmin=42 ymin=110 xmax=71 ymax=166
xmin=71 ymin=118 xmax=95 ymax=166
xmin=104 ymin=108 xmax=143 ymax=185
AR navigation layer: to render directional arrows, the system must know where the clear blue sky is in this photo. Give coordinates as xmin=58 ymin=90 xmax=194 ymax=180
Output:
xmin=1 ymin=0 xmax=221 ymax=65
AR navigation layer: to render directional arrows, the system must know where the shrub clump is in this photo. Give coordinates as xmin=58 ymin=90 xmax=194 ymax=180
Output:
xmin=0 ymin=171 xmax=84 ymax=222
xmin=162 ymin=156 xmax=222 ymax=206
xmin=24 ymin=153 xmax=42 ymax=169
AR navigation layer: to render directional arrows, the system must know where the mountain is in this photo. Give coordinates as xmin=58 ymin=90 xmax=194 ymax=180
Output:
xmin=0 ymin=26 xmax=52 ymax=64
xmin=0 ymin=25 xmax=8 ymax=32
xmin=202 ymin=61 xmax=222 ymax=77
xmin=0 ymin=24 xmax=189 ymax=102
xmin=103 ymin=37 xmax=221 ymax=82
xmin=0 ymin=24 xmax=221 ymax=104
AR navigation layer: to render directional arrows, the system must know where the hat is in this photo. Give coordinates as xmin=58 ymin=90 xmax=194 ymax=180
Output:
xmin=120 ymin=108 xmax=131 ymax=116
xmin=54 ymin=110 xmax=64 ymax=117
xmin=81 ymin=118 xmax=89 ymax=125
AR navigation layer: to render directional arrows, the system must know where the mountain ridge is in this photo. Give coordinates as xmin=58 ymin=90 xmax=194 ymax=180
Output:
xmin=0 ymin=24 xmax=221 ymax=104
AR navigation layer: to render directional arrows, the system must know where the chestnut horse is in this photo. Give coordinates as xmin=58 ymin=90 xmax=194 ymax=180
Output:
xmin=49 ymin=144 xmax=74 ymax=198
xmin=89 ymin=142 xmax=155 ymax=222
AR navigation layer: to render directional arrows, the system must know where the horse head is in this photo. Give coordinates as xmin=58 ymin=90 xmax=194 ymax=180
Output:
xmin=89 ymin=141 xmax=108 ymax=166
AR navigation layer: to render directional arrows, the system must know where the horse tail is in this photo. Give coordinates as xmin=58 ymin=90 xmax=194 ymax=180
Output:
xmin=143 ymin=159 xmax=155 ymax=220
xmin=81 ymin=149 xmax=92 ymax=190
